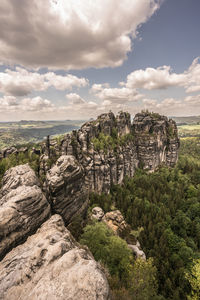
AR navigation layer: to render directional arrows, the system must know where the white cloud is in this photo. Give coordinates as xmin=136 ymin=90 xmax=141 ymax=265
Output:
xmin=0 ymin=0 xmax=161 ymax=70
xmin=66 ymin=93 xmax=85 ymax=105
xmin=0 ymin=96 xmax=55 ymax=113
xmin=184 ymin=57 xmax=200 ymax=93
xmin=126 ymin=66 xmax=186 ymax=90
xmin=91 ymin=84 xmax=143 ymax=103
xmin=65 ymin=92 xmax=98 ymax=113
xmin=0 ymin=67 xmax=88 ymax=96
xmin=45 ymin=73 xmax=88 ymax=91
xmin=124 ymin=57 xmax=200 ymax=93
xmin=20 ymin=97 xmax=55 ymax=112
xmin=0 ymin=96 xmax=18 ymax=110
xmin=184 ymin=94 xmax=200 ymax=105
xmin=141 ymin=95 xmax=200 ymax=116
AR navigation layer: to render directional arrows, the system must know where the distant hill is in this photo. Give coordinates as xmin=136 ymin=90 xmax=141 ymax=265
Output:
xmin=171 ymin=116 xmax=200 ymax=125
xmin=0 ymin=120 xmax=85 ymax=149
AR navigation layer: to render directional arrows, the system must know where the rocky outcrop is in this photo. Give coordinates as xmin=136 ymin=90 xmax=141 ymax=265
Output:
xmin=128 ymin=241 xmax=146 ymax=260
xmin=102 ymin=210 xmax=127 ymax=236
xmin=92 ymin=207 xmax=105 ymax=221
xmin=41 ymin=111 xmax=179 ymax=195
xmin=91 ymin=207 xmax=146 ymax=260
xmin=0 ymin=164 xmax=50 ymax=260
xmin=0 ymin=214 xmax=110 ymax=300
xmin=133 ymin=112 xmax=179 ymax=170
xmin=0 ymin=146 xmax=29 ymax=160
xmin=46 ymin=155 xmax=88 ymax=224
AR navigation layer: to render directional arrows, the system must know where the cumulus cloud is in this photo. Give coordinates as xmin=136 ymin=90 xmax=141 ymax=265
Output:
xmin=124 ymin=57 xmax=200 ymax=93
xmin=184 ymin=94 xmax=200 ymax=105
xmin=184 ymin=57 xmax=200 ymax=93
xmin=0 ymin=96 xmax=55 ymax=114
xmin=126 ymin=66 xmax=186 ymax=90
xmin=45 ymin=73 xmax=88 ymax=91
xmin=20 ymin=97 xmax=55 ymax=112
xmin=0 ymin=96 xmax=19 ymax=109
xmin=0 ymin=0 xmax=161 ymax=69
xmin=66 ymin=92 xmax=98 ymax=112
xmin=90 ymin=83 xmax=143 ymax=104
xmin=141 ymin=95 xmax=200 ymax=116
xmin=0 ymin=67 xmax=88 ymax=96
xmin=66 ymin=93 xmax=85 ymax=105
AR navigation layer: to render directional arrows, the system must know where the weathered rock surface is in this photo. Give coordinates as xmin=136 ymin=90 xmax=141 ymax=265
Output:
xmin=0 ymin=164 xmax=50 ymax=260
xmin=103 ymin=210 xmax=127 ymax=235
xmin=133 ymin=112 xmax=179 ymax=170
xmin=0 ymin=146 xmax=29 ymax=160
xmin=92 ymin=207 xmax=105 ymax=221
xmin=46 ymin=155 xmax=88 ymax=224
xmin=93 ymin=207 xmax=146 ymax=260
xmin=0 ymin=214 xmax=110 ymax=300
xmin=41 ymin=111 xmax=179 ymax=195
xmin=128 ymin=241 xmax=146 ymax=260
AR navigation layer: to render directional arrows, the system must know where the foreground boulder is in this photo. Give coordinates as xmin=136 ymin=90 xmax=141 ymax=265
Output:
xmin=46 ymin=155 xmax=88 ymax=224
xmin=0 ymin=164 xmax=50 ymax=260
xmin=0 ymin=214 xmax=110 ymax=300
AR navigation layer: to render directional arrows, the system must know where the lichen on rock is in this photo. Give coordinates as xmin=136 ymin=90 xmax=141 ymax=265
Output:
xmin=0 ymin=214 xmax=110 ymax=300
xmin=0 ymin=164 xmax=51 ymax=260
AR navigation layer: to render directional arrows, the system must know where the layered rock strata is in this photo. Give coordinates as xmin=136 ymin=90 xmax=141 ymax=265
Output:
xmin=0 ymin=214 xmax=110 ymax=300
xmin=41 ymin=111 xmax=179 ymax=197
xmin=133 ymin=112 xmax=179 ymax=170
xmin=0 ymin=164 xmax=50 ymax=260
xmin=46 ymin=155 xmax=88 ymax=224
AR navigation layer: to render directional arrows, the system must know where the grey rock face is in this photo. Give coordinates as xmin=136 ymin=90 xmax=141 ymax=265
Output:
xmin=0 ymin=147 xmax=29 ymax=161
xmin=95 ymin=207 xmax=146 ymax=260
xmin=0 ymin=164 xmax=51 ymax=260
xmin=133 ymin=112 xmax=179 ymax=171
xmin=103 ymin=210 xmax=127 ymax=235
xmin=0 ymin=214 xmax=110 ymax=300
xmin=42 ymin=111 xmax=179 ymax=196
xmin=128 ymin=241 xmax=146 ymax=260
xmin=46 ymin=155 xmax=88 ymax=224
xmin=92 ymin=207 xmax=105 ymax=221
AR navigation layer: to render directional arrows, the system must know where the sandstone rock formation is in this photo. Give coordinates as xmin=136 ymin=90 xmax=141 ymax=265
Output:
xmin=92 ymin=207 xmax=105 ymax=221
xmin=91 ymin=207 xmax=146 ymax=260
xmin=128 ymin=241 xmax=146 ymax=260
xmin=0 ymin=214 xmax=110 ymax=300
xmin=0 ymin=164 xmax=50 ymax=260
xmin=41 ymin=111 xmax=179 ymax=195
xmin=102 ymin=210 xmax=127 ymax=235
xmin=0 ymin=111 xmax=179 ymax=299
xmin=0 ymin=146 xmax=28 ymax=160
xmin=133 ymin=112 xmax=179 ymax=170
xmin=46 ymin=155 xmax=88 ymax=224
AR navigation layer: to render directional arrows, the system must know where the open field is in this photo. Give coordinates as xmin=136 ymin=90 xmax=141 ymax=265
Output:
xmin=177 ymin=124 xmax=200 ymax=137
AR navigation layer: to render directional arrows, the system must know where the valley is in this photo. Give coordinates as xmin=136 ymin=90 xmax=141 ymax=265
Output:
xmin=0 ymin=120 xmax=84 ymax=149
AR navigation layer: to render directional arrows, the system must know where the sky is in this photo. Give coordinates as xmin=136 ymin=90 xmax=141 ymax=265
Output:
xmin=0 ymin=0 xmax=200 ymax=121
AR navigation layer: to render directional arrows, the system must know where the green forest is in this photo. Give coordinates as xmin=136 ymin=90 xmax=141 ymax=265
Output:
xmin=86 ymin=137 xmax=200 ymax=300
